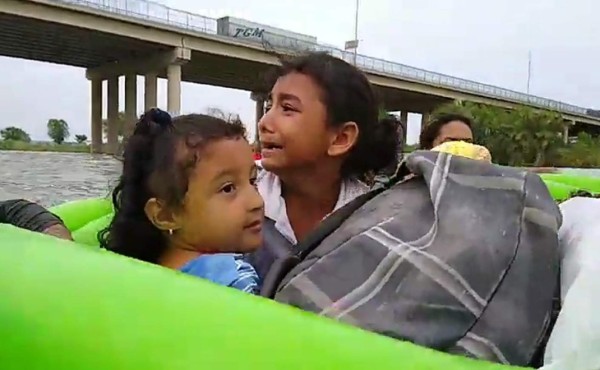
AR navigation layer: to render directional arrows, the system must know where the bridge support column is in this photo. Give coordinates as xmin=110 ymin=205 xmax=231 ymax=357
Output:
xmin=90 ymin=78 xmax=103 ymax=154
xmin=563 ymin=124 xmax=569 ymax=145
xmin=165 ymin=48 xmax=190 ymax=116
xmin=251 ymin=92 xmax=266 ymax=143
xmin=106 ymin=76 xmax=120 ymax=155
xmin=167 ymin=64 xmax=181 ymax=115
xmin=563 ymin=120 xmax=575 ymax=145
xmin=86 ymin=47 xmax=190 ymax=118
xmin=144 ymin=73 xmax=158 ymax=111
xmin=420 ymin=112 xmax=430 ymax=132
xmin=125 ymin=74 xmax=137 ymax=139
xmin=400 ymin=111 xmax=408 ymax=145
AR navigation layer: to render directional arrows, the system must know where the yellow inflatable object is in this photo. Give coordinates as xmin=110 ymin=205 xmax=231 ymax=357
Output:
xmin=432 ymin=141 xmax=492 ymax=162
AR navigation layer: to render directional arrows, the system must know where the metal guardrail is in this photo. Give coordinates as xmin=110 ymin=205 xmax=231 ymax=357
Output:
xmin=48 ymin=0 xmax=589 ymax=116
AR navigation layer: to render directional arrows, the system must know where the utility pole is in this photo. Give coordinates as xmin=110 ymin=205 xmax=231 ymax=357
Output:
xmin=526 ymin=50 xmax=532 ymax=94
xmin=345 ymin=0 xmax=360 ymax=65
xmin=353 ymin=0 xmax=359 ymax=65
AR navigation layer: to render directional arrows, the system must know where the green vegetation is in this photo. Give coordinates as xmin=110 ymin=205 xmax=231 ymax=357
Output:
xmin=103 ymin=111 xmax=127 ymax=139
xmin=47 ymin=118 xmax=70 ymax=144
xmin=553 ymin=132 xmax=600 ymax=168
xmin=75 ymin=134 xmax=88 ymax=144
xmin=1 ymin=126 xmax=31 ymax=142
xmin=1 ymin=118 xmax=90 ymax=153
xmin=404 ymin=144 xmax=417 ymax=153
xmin=0 ymin=140 xmax=89 ymax=153
xmin=430 ymin=101 xmax=600 ymax=168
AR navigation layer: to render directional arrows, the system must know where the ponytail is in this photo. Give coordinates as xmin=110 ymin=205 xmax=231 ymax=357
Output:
xmin=342 ymin=115 xmax=402 ymax=178
xmin=98 ymin=108 xmax=174 ymax=263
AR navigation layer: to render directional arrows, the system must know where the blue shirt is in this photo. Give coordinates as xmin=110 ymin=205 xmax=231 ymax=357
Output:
xmin=179 ymin=254 xmax=259 ymax=294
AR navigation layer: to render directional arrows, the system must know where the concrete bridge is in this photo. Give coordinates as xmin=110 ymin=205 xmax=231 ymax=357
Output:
xmin=1 ymin=0 xmax=598 ymax=153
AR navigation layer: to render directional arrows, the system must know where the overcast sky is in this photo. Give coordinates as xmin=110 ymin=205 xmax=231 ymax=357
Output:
xmin=0 ymin=0 xmax=598 ymax=144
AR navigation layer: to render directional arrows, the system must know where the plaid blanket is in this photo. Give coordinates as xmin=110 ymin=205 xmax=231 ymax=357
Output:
xmin=274 ymin=150 xmax=562 ymax=366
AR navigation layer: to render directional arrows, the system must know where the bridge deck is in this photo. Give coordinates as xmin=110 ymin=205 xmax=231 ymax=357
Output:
xmin=0 ymin=0 xmax=597 ymax=124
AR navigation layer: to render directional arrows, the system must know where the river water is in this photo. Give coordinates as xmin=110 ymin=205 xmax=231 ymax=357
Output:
xmin=2 ymin=150 xmax=600 ymax=207
xmin=0 ymin=150 xmax=121 ymax=207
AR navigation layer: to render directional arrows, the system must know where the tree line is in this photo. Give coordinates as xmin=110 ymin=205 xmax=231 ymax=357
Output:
xmin=0 ymin=108 xmax=230 ymax=147
xmin=2 ymin=106 xmax=599 ymax=168
xmin=0 ymin=119 xmax=88 ymax=144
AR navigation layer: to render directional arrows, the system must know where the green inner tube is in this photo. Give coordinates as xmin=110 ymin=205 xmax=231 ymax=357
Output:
xmin=540 ymin=173 xmax=600 ymax=192
xmin=540 ymin=173 xmax=600 ymax=200
xmin=0 ymin=224 xmax=525 ymax=370
xmin=50 ymin=198 xmax=112 ymax=247
xmin=49 ymin=197 xmax=113 ymax=232
xmin=542 ymin=180 xmax=580 ymax=201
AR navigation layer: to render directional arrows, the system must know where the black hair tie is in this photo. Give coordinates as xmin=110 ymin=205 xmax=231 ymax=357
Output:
xmin=134 ymin=108 xmax=173 ymax=136
xmin=148 ymin=108 xmax=172 ymax=128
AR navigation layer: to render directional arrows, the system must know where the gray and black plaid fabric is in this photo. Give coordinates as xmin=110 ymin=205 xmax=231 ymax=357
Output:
xmin=275 ymin=150 xmax=561 ymax=366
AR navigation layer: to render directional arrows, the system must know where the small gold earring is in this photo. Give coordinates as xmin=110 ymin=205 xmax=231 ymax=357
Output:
xmin=168 ymin=229 xmax=173 ymax=235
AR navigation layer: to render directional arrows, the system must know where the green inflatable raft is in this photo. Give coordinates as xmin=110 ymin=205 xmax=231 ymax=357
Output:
xmin=0 ymin=224 xmax=523 ymax=370
xmin=2 ymin=170 xmax=598 ymax=369
xmin=540 ymin=173 xmax=600 ymax=201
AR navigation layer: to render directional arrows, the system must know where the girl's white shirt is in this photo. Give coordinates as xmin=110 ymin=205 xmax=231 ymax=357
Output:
xmin=255 ymin=160 xmax=369 ymax=244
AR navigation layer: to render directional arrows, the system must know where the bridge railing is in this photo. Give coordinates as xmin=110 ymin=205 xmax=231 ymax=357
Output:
xmin=48 ymin=0 xmax=589 ymax=116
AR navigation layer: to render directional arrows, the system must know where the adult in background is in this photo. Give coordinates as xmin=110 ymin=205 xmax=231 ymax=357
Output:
xmin=419 ymin=113 xmax=473 ymax=149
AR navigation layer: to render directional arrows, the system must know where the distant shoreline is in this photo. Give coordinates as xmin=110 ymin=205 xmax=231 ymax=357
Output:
xmin=0 ymin=141 xmax=597 ymax=173
xmin=0 ymin=140 xmax=90 ymax=153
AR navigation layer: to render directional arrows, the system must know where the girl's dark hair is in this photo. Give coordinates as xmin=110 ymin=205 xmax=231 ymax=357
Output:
xmin=273 ymin=52 xmax=400 ymax=178
xmin=419 ymin=113 xmax=473 ymax=150
xmin=98 ymin=109 xmax=247 ymax=263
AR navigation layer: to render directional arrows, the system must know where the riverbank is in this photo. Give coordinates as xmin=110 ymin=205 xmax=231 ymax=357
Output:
xmin=0 ymin=140 xmax=89 ymax=153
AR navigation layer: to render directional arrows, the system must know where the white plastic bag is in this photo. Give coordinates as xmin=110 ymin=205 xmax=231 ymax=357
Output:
xmin=542 ymin=197 xmax=600 ymax=370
